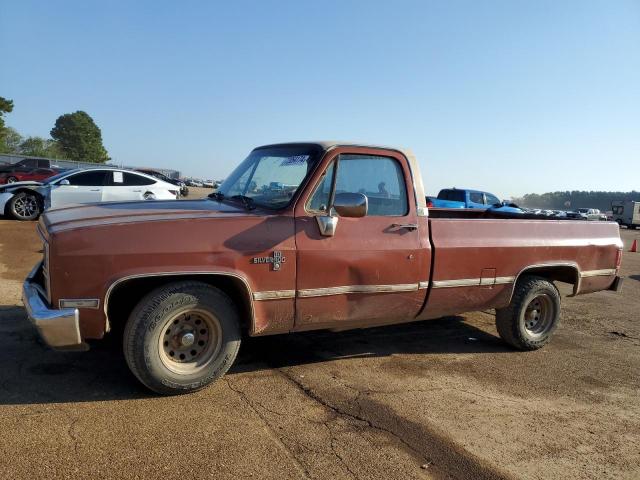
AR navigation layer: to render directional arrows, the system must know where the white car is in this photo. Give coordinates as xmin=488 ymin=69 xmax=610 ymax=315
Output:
xmin=0 ymin=168 xmax=179 ymax=221
xmin=576 ymin=208 xmax=608 ymax=221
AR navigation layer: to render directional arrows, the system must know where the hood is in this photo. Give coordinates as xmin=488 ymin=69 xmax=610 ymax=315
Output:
xmin=0 ymin=181 xmax=43 ymax=192
xmin=42 ymin=198 xmax=261 ymax=233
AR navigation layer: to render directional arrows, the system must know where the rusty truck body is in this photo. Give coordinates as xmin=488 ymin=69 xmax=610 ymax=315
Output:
xmin=23 ymin=142 xmax=623 ymax=394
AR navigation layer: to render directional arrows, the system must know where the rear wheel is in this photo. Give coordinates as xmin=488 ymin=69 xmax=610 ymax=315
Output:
xmin=123 ymin=281 xmax=241 ymax=395
xmin=496 ymin=275 xmax=561 ymax=350
xmin=7 ymin=176 xmax=18 ymax=183
xmin=9 ymin=192 xmax=41 ymax=220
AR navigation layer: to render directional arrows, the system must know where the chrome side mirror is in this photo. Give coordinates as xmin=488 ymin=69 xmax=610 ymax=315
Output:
xmin=315 ymin=192 xmax=368 ymax=237
xmin=334 ymin=192 xmax=368 ymax=218
xmin=59 ymin=179 xmax=70 ymax=186
xmin=316 ymin=215 xmax=338 ymax=237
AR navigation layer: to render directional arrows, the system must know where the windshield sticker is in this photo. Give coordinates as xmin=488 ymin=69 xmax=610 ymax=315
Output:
xmin=113 ymin=171 xmax=123 ymax=183
xmin=280 ymin=155 xmax=309 ymax=166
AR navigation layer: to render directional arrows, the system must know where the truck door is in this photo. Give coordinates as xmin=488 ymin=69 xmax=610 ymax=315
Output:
xmin=294 ymin=148 xmax=430 ymax=330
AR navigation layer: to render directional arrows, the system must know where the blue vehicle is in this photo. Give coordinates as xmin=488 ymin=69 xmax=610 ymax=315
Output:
xmin=427 ymin=188 xmax=523 ymax=213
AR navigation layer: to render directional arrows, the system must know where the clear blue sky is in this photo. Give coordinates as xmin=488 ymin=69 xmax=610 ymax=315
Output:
xmin=1 ymin=0 xmax=638 ymax=197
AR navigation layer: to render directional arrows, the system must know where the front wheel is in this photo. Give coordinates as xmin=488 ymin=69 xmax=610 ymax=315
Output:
xmin=496 ymin=275 xmax=561 ymax=350
xmin=9 ymin=192 xmax=41 ymax=220
xmin=123 ymin=281 xmax=241 ymax=395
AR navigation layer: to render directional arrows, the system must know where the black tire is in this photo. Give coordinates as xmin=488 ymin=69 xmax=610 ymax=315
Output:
xmin=123 ymin=281 xmax=241 ymax=395
xmin=496 ymin=275 xmax=561 ymax=350
xmin=7 ymin=176 xmax=18 ymax=183
xmin=9 ymin=191 xmax=41 ymax=221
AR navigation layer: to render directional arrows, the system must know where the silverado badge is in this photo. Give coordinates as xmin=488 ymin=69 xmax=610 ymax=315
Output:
xmin=251 ymin=251 xmax=285 ymax=271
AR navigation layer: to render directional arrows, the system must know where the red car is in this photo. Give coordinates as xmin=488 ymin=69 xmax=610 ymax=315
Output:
xmin=0 ymin=168 xmax=59 ymax=184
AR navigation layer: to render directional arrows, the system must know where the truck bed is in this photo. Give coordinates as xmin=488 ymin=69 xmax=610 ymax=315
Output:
xmin=416 ymin=214 xmax=622 ymax=320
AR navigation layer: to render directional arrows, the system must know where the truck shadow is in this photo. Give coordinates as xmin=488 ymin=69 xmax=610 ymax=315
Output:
xmin=0 ymin=306 xmax=510 ymax=405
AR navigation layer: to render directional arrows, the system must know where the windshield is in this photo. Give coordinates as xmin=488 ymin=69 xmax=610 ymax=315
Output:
xmin=216 ymin=144 xmax=322 ymax=210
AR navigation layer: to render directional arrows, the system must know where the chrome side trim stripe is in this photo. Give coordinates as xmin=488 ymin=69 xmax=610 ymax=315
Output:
xmin=432 ymin=276 xmax=516 ymax=289
xmin=298 ymin=283 xmax=419 ymax=298
xmin=252 ymin=290 xmax=296 ymax=301
xmin=253 ymin=276 xmax=521 ymax=300
xmin=432 ymin=278 xmax=479 ymax=288
xmin=580 ymin=269 xmax=616 ymax=278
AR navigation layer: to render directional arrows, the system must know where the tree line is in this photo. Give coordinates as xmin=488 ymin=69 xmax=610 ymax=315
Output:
xmin=512 ymin=191 xmax=640 ymax=212
xmin=0 ymin=96 xmax=109 ymax=163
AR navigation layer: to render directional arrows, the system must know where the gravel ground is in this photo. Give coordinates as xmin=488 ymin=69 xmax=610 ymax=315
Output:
xmin=0 ymin=220 xmax=638 ymax=479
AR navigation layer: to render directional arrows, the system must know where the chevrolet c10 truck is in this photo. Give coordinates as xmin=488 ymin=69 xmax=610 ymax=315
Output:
xmin=23 ymin=142 xmax=624 ymax=394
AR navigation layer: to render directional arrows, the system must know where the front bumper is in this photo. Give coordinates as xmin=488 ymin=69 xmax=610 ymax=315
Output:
xmin=0 ymin=191 xmax=14 ymax=213
xmin=22 ymin=263 xmax=85 ymax=350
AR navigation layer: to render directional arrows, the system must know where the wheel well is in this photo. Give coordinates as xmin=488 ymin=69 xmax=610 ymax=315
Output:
xmin=106 ymin=274 xmax=253 ymax=336
xmin=4 ymin=188 xmax=44 ymax=215
xmin=515 ymin=265 xmax=579 ymax=296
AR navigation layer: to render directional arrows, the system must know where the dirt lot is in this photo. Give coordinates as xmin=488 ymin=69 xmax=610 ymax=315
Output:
xmin=0 ymin=221 xmax=638 ymax=480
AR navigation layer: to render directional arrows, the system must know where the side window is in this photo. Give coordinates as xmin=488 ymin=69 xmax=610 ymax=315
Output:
xmin=37 ymin=160 xmax=49 ymax=168
xmin=307 ymin=162 xmax=335 ymax=212
xmin=438 ymin=189 xmax=464 ymax=202
xmin=485 ymin=193 xmax=500 ymax=205
xmin=469 ymin=192 xmax=484 ymax=204
xmin=66 ymin=170 xmax=107 ymax=186
xmin=21 ymin=159 xmax=37 ymax=168
xmin=121 ymin=172 xmax=156 ymax=186
xmin=337 ymin=155 xmax=408 ymax=216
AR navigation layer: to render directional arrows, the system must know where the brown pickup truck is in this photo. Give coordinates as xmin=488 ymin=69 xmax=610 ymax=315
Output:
xmin=23 ymin=142 xmax=623 ymax=394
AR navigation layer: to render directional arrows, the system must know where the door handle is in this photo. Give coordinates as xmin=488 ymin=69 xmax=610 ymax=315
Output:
xmin=89 ymin=189 xmax=100 ymax=192
xmin=391 ymin=223 xmax=418 ymax=231
xmin=133 ymin=190 xmax=142 ymax=192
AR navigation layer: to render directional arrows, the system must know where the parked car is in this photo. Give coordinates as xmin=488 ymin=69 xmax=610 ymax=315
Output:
xmin=0 ymin=168 xmax=179 ymax=221
xmin=611 ymin=201 xmax=640 ymax=229
xmin=185 ymin=178 xmax=204 ymax=187
xmin=0 ymin=167 xmax=60 ymax=184
xmin=203 ymin=179 xmax=215 ymax=188
xmin=428 ymin=188 xmax=523 ymax=213
xmin=576 ymin=208 xmax=607 ymax=221
xmin=22 ymin=141 xmax=623 ymax=394
xmin=0 ymin=157 xmax=58 ymax=174
xmin=136 ymin=168 xmax=189 ymax=197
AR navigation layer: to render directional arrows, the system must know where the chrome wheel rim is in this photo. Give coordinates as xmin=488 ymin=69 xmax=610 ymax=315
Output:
xmin=524 ymin=294 xmax=554 ymax=336
xmin=158 ymin=309 xmax=222 ymax=375
xmin=14 ymin=195 xmax=38 ymax=218
xmin=7 ymin=177 xmax=17 ymax=183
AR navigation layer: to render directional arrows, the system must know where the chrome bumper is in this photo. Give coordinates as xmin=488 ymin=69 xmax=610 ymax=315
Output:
xmin=22 ymin=263 xmax=84 ymax=350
